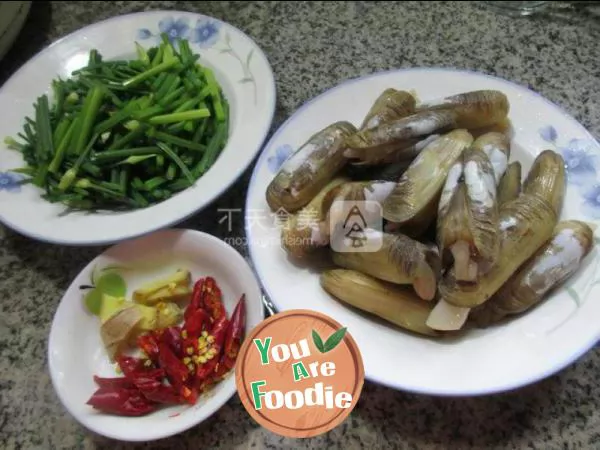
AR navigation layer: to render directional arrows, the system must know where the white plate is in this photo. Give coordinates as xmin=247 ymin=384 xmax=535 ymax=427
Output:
xmin=245 ymin=68 xmax=600 ymax=396
xmin=0 ymin=10 xmax=275 ymax=246
xmin=47 ymin=228 xmax=264 ymax=441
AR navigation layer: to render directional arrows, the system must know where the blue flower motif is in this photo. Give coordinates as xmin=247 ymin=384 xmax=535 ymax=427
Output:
xmin=539 ymin=125 xmax=558 ymax=143
xmin=158 ymin=17 xmax=190 ymax=43
xmin=558 ymin=138 xmax=599 ymax=187
xmin=190 ymin=19 xmax=221 ymax=48
xmin=136 ymin=28 xmax=152 ymax=40
xmin=581 ymin=183 xmax=600 ymax=219
xmin=267 ymin=144 xmax=293 ymax=173
xmin=0 ymin=171 xmax=24 ymax=193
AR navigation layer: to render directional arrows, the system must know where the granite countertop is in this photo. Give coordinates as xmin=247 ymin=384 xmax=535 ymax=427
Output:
xmin=2 ymin=1 xmax=600 ymax=448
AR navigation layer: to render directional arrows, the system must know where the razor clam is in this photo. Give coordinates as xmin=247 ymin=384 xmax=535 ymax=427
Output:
xmin=330 ymin=230 xmax=441 ymax=301
xmin=470 ymin=117 xmax=513 ymax=140
xmin=343 ymin=160 xmax=409 ymax=182
xmin=280 ymin=176 xmax=349 ymax=259
xmin=437 ymin=146 xmax=500 ymax=282
xmin=426 ymin=299 xmax=472 ymax=332
xmin=497 ymin=161 xmax=522 ymax=206
xmin=320 ymin=269 xmax=440 ymax=337
xmin=360 ymin=88 xmax=416 ymax=131
xmin=522 ymin=149 xmax=566 ymax=217
xmin=345 ymin=133 xmax=441 ymax=167
xmin=415 ymin=90 xmax=510 ymax=129
xmin=471 ymin=220 xmax=594 ymax=327
xmin=266 ymin=121 xmax=357 ymax=213
xmin=471 ymin=132 xmax=511 ymax=183
xmin=382 ymin=129 xmax=474 ymax=235
xmin=439 ymin=193 xmax=557 ymax=308
xmin=345 ymin=110 xmax=458 ymax=157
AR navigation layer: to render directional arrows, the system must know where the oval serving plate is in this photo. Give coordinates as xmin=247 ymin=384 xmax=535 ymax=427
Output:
xmin=48 ymin=228 xmax=265 ymax=441
xmin=0 ymin=10 xmax=275 ymax=246
xmin=245 ymin=68 xmax=600 ymax=396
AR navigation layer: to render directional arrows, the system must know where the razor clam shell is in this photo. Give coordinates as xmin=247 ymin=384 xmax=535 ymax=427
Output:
xmin=416 ymin=90 xmax=510 ymax=129
xmin=471 ymin=132 xmax=511 ymax=183
xmin=382 ymin=129 xmax=474 ymax=231
xmin=439 ymin=193 xmax=557 ymax=308
xmin=522 ymin=149 xmax=566 ymax=218
xmin=280 ymin=176 xmax=349 ymax=259
xmin=331 ymin=230 xmax=441 ymax=288
xmin=345 ymin=110 xmax=458 ymax=154
xmin=437 ymin=147 xmax=500 ymax=275
xmin=343 ymin=160 xmax=409 ymax=181
xmin=497 ymin=161 xmax=522 ymax=207
xmin=360 ymin=89 xmax=417 ymax=131
xmin=471 ymin=220 xmax=594 ymax=326
xmin=266 ymin=121 xmax=357 ymax=213
xmin=346 ymin=133 xmax=441 ymax=167
xmin=320 ymin=269 xmax=439 ymax=337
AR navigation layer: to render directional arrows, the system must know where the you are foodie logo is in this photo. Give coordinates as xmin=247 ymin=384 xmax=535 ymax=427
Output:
xmin=235 ymin=309 xmax=364 ymax=438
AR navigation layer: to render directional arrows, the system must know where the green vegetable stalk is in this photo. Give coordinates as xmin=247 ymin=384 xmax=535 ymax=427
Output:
xmin=3 ymin=35 xmax=230 ymax=211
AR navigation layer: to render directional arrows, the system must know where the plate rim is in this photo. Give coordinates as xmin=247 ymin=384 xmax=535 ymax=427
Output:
xmin=46 ymin=227 xmax=266 ymax=441
xmin=244 ymin=66 xmax=600 ymax=397
xmin=0 ymin=9 xmax=277 ymax=247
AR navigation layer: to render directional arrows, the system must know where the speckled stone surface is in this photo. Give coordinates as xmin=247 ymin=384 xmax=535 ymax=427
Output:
xmin=2 ymin=1 xmax=600 ymax=449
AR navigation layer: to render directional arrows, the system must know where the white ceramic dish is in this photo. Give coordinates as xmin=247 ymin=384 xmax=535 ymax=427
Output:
xmin=0 ymin=10 xmax=275 ymax=246
xmin=0 ymin=1 xmax=31 ymax=62
xmin=245 ymin=68 xmax=600 ymax=396
xmin=48 ymin=228 xmax=264 ymax=441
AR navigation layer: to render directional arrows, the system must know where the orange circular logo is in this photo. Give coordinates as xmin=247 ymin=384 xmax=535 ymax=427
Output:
xmin=235 ymin=309 xmax=364 ymax=438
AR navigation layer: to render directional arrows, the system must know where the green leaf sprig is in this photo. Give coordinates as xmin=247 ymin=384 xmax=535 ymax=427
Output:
xmin=80 ymin=266 xmax=126 ymax=315
xmin=312 ymin=327 xmax=348 ymax=354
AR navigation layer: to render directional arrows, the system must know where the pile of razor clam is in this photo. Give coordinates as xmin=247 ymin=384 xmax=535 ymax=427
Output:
xmin=265 ymin=89 xmax=595 ymax=337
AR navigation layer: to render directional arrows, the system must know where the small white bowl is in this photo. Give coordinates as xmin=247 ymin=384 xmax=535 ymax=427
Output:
xmin=47 ymin=228 xmax=264 ymax=442
xmin=0 ymin=10 xmax=275 ymax=246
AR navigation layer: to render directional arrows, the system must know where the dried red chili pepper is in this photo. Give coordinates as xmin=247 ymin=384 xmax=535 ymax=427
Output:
xmin=93 ymin=375 xmax=135 ymax=389
xmin=195 ymin=316 xmax=229 ymax=389
xmin=180 ymin=385 xmax=198 ymax=406
xmin=133 ymin=376 xmax=184 ymax=405
xmin=117 ymin=356 xmax=145 ymax=380
xmin=139 ymin=368 xmax=166 ymax=381
xmin=86 ymin=386 xmax=156 ymax=416
xmin=224 ymin=294 xmax=246 ymax=360
xmin=160 ymin=326 xmax=183 ymax=357
xmin=215 ymin=294 xmax=246 ymax=378
xmin=185 ymin=277 xmax=206 ymax=321
xmin=137 ymin=333 xmax=160 ymax=364
xmin=183 ymin=308 xmax=209 ymax=339
xmin=157 ymin=342 xmax=189 ymax=390
xmin=116 ymin=356 xmax=164 ymax=380
xmin=201 ymin=277 xmax=226 ymax=324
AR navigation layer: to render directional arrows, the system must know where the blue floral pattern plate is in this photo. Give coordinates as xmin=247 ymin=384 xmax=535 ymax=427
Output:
xmin=245 ymin=68 xmax=600 ymax=397
xmin=0 ymin=10 xmax=275 ymax=245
